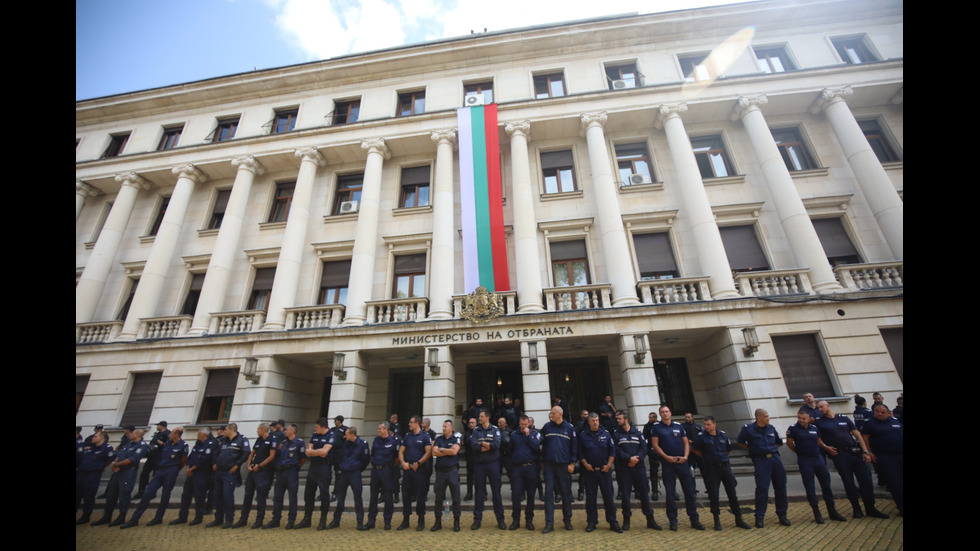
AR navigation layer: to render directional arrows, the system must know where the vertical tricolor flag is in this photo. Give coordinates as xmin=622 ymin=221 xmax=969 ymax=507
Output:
xmin=457 ymin=103 xmax=510 ymax=293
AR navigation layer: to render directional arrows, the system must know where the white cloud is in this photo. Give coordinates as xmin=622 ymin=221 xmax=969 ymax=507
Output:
xmin=271 ymin=0 xmax=406 ymax=59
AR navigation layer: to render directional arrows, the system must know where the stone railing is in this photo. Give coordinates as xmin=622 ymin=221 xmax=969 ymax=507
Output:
xmin=209 ymin=310 xmax=266 ymax=334
xmin=285 ymin=304 xmax=346 ymax=329
xmin=637 ymin=276 xmax=712 ymax=304
xmin=366 ymin=297 xmax=429 ymax=324
xmin=137 ymin=315 xmax=192 ymax=339
xmin=453 ymin=291 xmax=518 ymax=318
xmin=835 ymin=262 xmax=903 ymax=290
xmin=735 ymin=269 xmax=813 ymax=297
xmin=543 ymin=284 xmax=612 ymax=311
xmin=76 ymin=321 xmax=123 ymax=344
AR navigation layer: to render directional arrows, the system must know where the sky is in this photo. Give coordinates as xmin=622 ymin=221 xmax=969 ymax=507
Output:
xmin=76 ymin=0 xmax=753 ymax=101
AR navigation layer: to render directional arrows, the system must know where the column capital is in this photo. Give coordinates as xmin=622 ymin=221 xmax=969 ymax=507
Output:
xmin=114 ymin=172 xmax=150 ymax=191
xmin=655 ymin=103 xmax=688 ymax=128
xmin=730 ymin=95 xmax=768 ymax=121
xmin=231 ymin=155 xmax=265 ymax=175
xmin=172 ymin=163 xmax=207 ymax=184
xmin=361 ymin=138 xmax=391 ymax=160
xmin=579 ymin=111 xmax=608 ymax=135
xmin=295 ymin=147 xmax=326 ymax=167
xmin=430 ymin=129 xmax=457 ymax=147
xmin=810 ymin=86 xmax=853 ymax=114
xmin=76 ymin=179 xmax=100 ymax=197
xmin=504 ymin=120 xmax=531 ymax=140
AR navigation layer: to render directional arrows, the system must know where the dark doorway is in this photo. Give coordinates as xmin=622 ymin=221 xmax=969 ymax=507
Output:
xmin=548 ymin=357 xmax=612 ymax=418
xmin=467 ymin=362 xmax=523 ymax=417
xmin=653 ymin=357 xmax=697 ymax=414
xmin=319 ymin=376 xmax=332 ymax=419
xmin=387 ymin=368 xmax=424 ymax=427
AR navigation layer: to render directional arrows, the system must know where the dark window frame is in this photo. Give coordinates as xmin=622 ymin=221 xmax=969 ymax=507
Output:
xmin=632 ymin=232 xmax=680 ymax=280
xmin=832 ymin=36 xmax=878 ymax=65
xmin=248 ymin=267 xmax=276 ymax=311
xmin=208 ymin=189 xmax=231 ymax=230
xmin=272 ymin=108 xmax=298 ymax=134
xmin=399 ymin=165 xmax=431 ymax=208
xmin=771 ymin=127 xmax=816 ymax=171
xmin=678 ymin=53 xmax=710 ymax=82
xmin=268 ymin=182 xmax=295 ymax=223
xmin=691 ymin=135 xmax=734 ymax=178
xmin=533 ymin=72 xmax=566 ymax=99
xmin=605 ymin=63 xmax=639 ymax=89
xmin=754 ymin=45 xmax=796 ymax=73
xmin=615 ymin=142 xmax=654 ymax=184
xmin=197 ymin=369 xmax=239 ymax=424
xmin=859 ymin=119 xmax=900 ymax=163
xmin=393 ymin=253 xmax=427 ymax=299
xmin=102 ymin=133 xmax=130 ymax=158
xmin=157 ymin=125 xmax=183 ymax=150
xmin=333 ymin=173 xmax=365 ymax=215
xmin=334 ymin=99 xmax=360 ymax=125
xmin=772 ymin=333 xmax=837 ymax=398
xmin=541 ymin=149 xmax=577 ymax=194
xmin=464 ymin=81 xmax=494 ymax=104
xmin=397 ymin=90 xmax=426 ymax=117
xmin=212 ymin=117 xmax=239 ymax=143
xmin=318 ymin=259 xmax=351 ymax=306
xmin=148 ymin=196 xmax=170 ymax=236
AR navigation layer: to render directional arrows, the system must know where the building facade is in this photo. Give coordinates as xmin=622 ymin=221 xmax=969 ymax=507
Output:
xmin=76 ymin=0 xmax=903 ymax=440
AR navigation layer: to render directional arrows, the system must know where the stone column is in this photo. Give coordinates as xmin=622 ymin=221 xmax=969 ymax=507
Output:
xmin=656 ymin=104 xmax=738 ymax=299
xmin=189 ymin=156 xmax=264 ymax=335
xmin=427 ymin=130 xmax=457 ymax=320
xmin=343 ymin=139 xmax=391 ymax=326
xmin=581 ymin=112 xmax=640 ymax=306
xmin=76 ymin=173 xmax=149 ymax=323
xmin=329 ymin=351 xmax=368 ymax=429
xmin=118 ymin=164 xmax=206 ymax=339
xmin=813 ymin=86 xmax=903 ymax=260
xmin=504 ymin=121 xmax=544 ymax=312
xmin=520 ymin=339 xmax=552 ymax=424
xmin=76 ymin=180 xmax=99 ymax=220
xmin=733 ymin=96 xmax=841 ymax=292
xmin=422 ymin=346 xmax=456 ymax=421
xmin=617 ymin=333 xmax=660 ymax=423
xmin=264 ymin=148 xmax=325 ymax=330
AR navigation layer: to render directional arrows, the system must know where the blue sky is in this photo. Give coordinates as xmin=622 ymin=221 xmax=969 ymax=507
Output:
xmin=77 ymin=0 xmax=750 ymax=101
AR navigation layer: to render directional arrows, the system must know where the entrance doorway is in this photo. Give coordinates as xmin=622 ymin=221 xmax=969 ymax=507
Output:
xmin=548 ymin=357 xmax=611 ymax=418
xmin=467 ymin=362 xmax=523 ymax=418
xmin=387 ymin=368 xmax=424 ymax=427
xmin=653 ymin=357 xmax=697 ymax=414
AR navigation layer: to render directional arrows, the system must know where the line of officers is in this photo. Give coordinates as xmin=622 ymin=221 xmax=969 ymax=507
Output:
xmin=75 ymin=399 xmax=902 ymax=535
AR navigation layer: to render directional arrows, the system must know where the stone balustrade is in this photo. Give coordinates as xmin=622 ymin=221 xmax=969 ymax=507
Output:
xmin=735 ymin=269 xmax=813 ymax=297
xmin=365 ymin=297 xmax=429 ymax=324
xmin=543 ymin=284 xmax=612 ymax=311
xmin=76 ymin=321 xmax=122 ymax=344
xmin=637 ymin=276 xmax=712 ymax=304
xmin=835 ymin=262 xmax=903 ymax=290
xmin=285 ymin=304 xmax=346 ymax=329
xmin=209 ymin=310 xmax=266 ymax=334
xmin=137 ymin=315 xmax=192 ymax=339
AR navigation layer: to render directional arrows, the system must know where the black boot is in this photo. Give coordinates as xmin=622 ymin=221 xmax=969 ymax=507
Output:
xmin=646 ymin=514 xmax=662 ymax=531
xmin=622 ymin=516 xmax=630 ymax=531
xmin=812 ymin=505 xmax=825 ymax=524
xmin=430 ymin=517 xmax=442 ymax=532
xmin=735 ymin=514 xmax=751 ymax=529
xmin=397 ymin=517 xmax=410 ymax=530
xmin=109 ymin=514 xmax=126 ymax=527
xmin=713 ymin=514 xmax=723 ymax=531
xmin=232 ymin=516 xmax=248 ymax=529
xmin=851 ymin=499 xmax=865 ymax=519
xmin=453 ymin=517 xmax=461 ymax=532
xmin=866 ymin=506 xmax=889 ymax=519
xmin=294 ymin=516 xmax=312 ymax=529
xmin=828 ymin=503 xmax=847 ymax=522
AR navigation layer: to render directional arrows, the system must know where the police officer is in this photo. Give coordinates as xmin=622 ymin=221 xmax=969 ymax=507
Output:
xmin=613 ymin=411 xmax=660 ymax=531
xmin=861 ymin=404 xmax=903 ymax=516
xmin=92 ymin=428 xmax=149 ymax=527
xmin=468 ymin=409 xmax=506 ymax=530
xmin=650 ymin=406 xmax=704 ymax=531
xmin=642 ymin=411 xmax=662 ymax=501
xmin=681 ymin=413 xmax=704 ymax=491
xmin=207 ymin=423 xmax=250 ymax=529
xmin=853 ymin=395 xmax=872 ymax=431
xmin=786 ymin=408 xmax=847 ymax=524
xmin=297 ymin=417 xmax=336 ymax=530
xmin=267 ymin=423 xmax=305 ymax=528
xmin=462 ymin=416 xmax=479 ymax=501
xmin=171 ymin=427 xmax=216 ymax=526
xmin=692 ymin=416 xmax=751 ymax=530
xmin=122 ymin=427 xmax=189 ymax=528
xmin=329 ymin=426 xmax=369 ymax=530
xmin=736 ymin=409 xmax=789 ymax=528
xmin=135 ymin=421 xmax=170 ymax=500
xmin=813 ymin=400 xmax=889 ymax=519
xmin=498 ymin=416 xmax=514 ymax=482
xmin=508 ymin=414 xmax=540 ymax=531
xmin=398 ymin=415 xmax=432 ymax=530
xmin=235 ymin=423 xmax=278 ymax=528
xmin=579 ymin=412 xmax=621 ymax=533
xmin=801 ymin=393 xmax=822 ymax=422
xmin=365 ymin=421 xmax=399 ymax=530
xmin=540 ymin=405 xmax=577 ymax=533
xmin=430 ymin=419 xmax=462 ymax=532
xmin=76 ymin=431 xmax=114 ymax=524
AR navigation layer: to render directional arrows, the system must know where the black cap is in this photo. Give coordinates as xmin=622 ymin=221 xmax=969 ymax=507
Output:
xmin=156 ymin=420 xmax=168 ymax=428
xmin=95 ymin=424 xmax=104 ymax=430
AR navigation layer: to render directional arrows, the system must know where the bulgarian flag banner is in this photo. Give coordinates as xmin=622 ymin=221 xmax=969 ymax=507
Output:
xmin=457 ymin=103 xmax=510 ymax=293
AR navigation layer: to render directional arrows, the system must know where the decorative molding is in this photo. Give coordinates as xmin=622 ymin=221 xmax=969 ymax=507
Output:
xmin=810 ymin=86 xmax=853 ymax=114
xmin=731 ymin=95 xmax=768 ymax=121
xmin=232 ymin=155 xmax=265 ymax=175
xmin=361 ymin=138 xmax=391 ymax=160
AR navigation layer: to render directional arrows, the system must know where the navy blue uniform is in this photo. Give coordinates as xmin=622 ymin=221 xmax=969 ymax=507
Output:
xmin=137 ymin=428 xmax=170 ymax=498
xmin=469 ymin=423 xmax=505 ymax=524
xmin=76 ymin=441 xmax=114 ymax=519
xmin=509 ymin=428 xmax=540 ymax=524
xmin=861 ymin=416 xmax=903 ymax=514
xmin=692 ymin=430 xmax=743 ymax=517
xmin=213 ymin=432 xmax=250 ymax=524
xmin=613 ymin=424 xmax=654 ymax=519
xmin=787 ymin=422 xmax=836 ymax=509
xmin=813 ymin=413 xmax=877 ymax=512
xmin=400 ymin=430 xmax=432 ymax=520
xmin=369 ymin=434 xmax=400 ymax=525
xmin=650 ymin=421 xmax=700 ymax=523
xmin=272 ymin=436 xmax=305 ymax=523
xmin=175 ymin=435 xmax=216 ymax=523
xmin=129 ymin=437 xmax=189 ymax=523
xmin=642 ymin=420 xmax=662 ymax=498
xmin=101 ymin=437 xmax=149 ymax=521
xmin=737 ymin=422 xmax=787 ymax=522
xmin=432 ymin=432 xmax=463 ymax=521
xmin=333 ymin=436 xmax=369 ymax=524
xmin=540 ymin=420 xmax=577 ymax=526
xmin=853 ymin=406 xmax=872 ymax=431
xmin=579 ymin=427 xmax=617 ymax=526
xmin=303 ymin=429 xmax=337 ymax=523
xmin=240 ymin=432 xmax=278 ymax=524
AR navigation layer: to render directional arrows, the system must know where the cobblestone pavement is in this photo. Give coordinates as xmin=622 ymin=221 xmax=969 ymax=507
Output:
xmin=77 ymin=499 xmax=902 ymax=551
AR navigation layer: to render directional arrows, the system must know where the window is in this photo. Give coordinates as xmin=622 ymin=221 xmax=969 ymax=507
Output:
xmin=719 ymin=225 xmax=770 ymax=272
xmin=248 ymin=267 xmax=276 ymax=310
xmin=678 ymin=54 xmax=710 ymax=82
xmin=772 ymin=334 xmax=836 ymax=398
xmin=76 ymin=375 xmax=90 ymax=414
xmin=654 ymin=358 xmax=697 ymax=414
xmin=691 ymin=135 xmax=734 ymax=178
xmin=832 ymin=36 xmax=878 ymax=64
xmin=399 ymin=166 xmax=431 ymax=208
xmin=393 ymin=254 xmax=426 ymax=298
xmin=102 ymin=133 xmax=129 ymax=158
xmin=859 ymin=119 xmax=900 ymax=163
xmin=464 ymin=81 xmax=494 ymax=104
xmin=754 ymin=46 xmax=796 ymax=73
xmin=212 ymin=117 xmax=239 ymax=142
xmin=334 ymin=173 xmax=364 ymax=214
xmin=181 ymin=273 xmax=206 ymax=315
xmin=208 ymin=189 xmax=231 ymax=229
xmin=541 ymin=149 xmax=577 ymax=193
xmin=551 ymin=240 xmax=590 ymax=308
xmin=319 ymin=260 xmax=351 ymax=305
xmin=117 ymin=277 xmax=139 ymax=320
xmin=334 ymin=99 xmax=360 ymax=125
xmin=89 ymin=201 xmax=113 ymax=243
xmin=812 ymin=218 xmax=861 ymax=266
xmin=197 ymin=369 xmax=239 ymax=424
xmin=615 ymin=142 xmax=654 ymax=184
xmin=633 ymin=233 xmax=679 ymax=280
xmin=534 ymin=72 xmax=566 ymax=99
xmin=157 ymin=125 xmax=183 ymax=150
xmin=605 ymin=63 xmax=639 ymax=89
xmin=148 ymin=196 xmax=170 ymax=236
xmin=268 ymin=182 xmax=295 ymax=222
xmin=272 ymin=108 xmax=298 ymax=134
xmin=120 ymin=372 xmax=162 ymax=427
xmin=771 ymin=127 xmax=815 ymax=171
xmin=879 ymin=327 xmax=903 ymax=383
xmin=398 ymin=90 xmax=425 ymax=116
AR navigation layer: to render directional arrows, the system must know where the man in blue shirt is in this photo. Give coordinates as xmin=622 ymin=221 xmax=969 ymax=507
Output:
xmin=329 ymin=426 xmax=369 ymax=529
xmin=430 ymin=419 xmax=463 ymax=532
xmin=397 ymin=415 xmax=432 ymax=531
xmin=91 ymin=428 xmax=149 ymax=527
xmin=208 ymin=423 xmax=250 ymax=529
xmin=861 ymin=404 xmax=903 ymax=516
xmin=650 ymin=406 xmax=704 ymax=531
xmin=736 ymin=409 xmax=789 ymax=528
xmin=365 ymin=421 xmax=400 ymax=530
xmin=235 ymin=423 xmax=278 ymax=528
xmin=171 ymin=428 xmax=216 ymax=526
xmin=297 ymin=417 xmax=336 ymax=530
xmin=540 ymin=405 xmax=577 ymax=533
xmin=267 ymin=423 xmax=305 ymax=529
xmin=508 ymin=414 xmax=540 ymax=531
xmin=614 ymin=411 xmax=659 ymax=531
xmin=786 ymin=409 xmax=847 ymax=524
xmin=579 ymin=412 xmax=621 ymax=533
xmin=122 ymin=427 xmax=189 ymax=528
xmin=76 ymin=431 xmax=114 ymax=524
xmin=468 ymin=410 xmax=506 ymax=530
xmin=692 ymin=416 xmax=750 ymax=531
